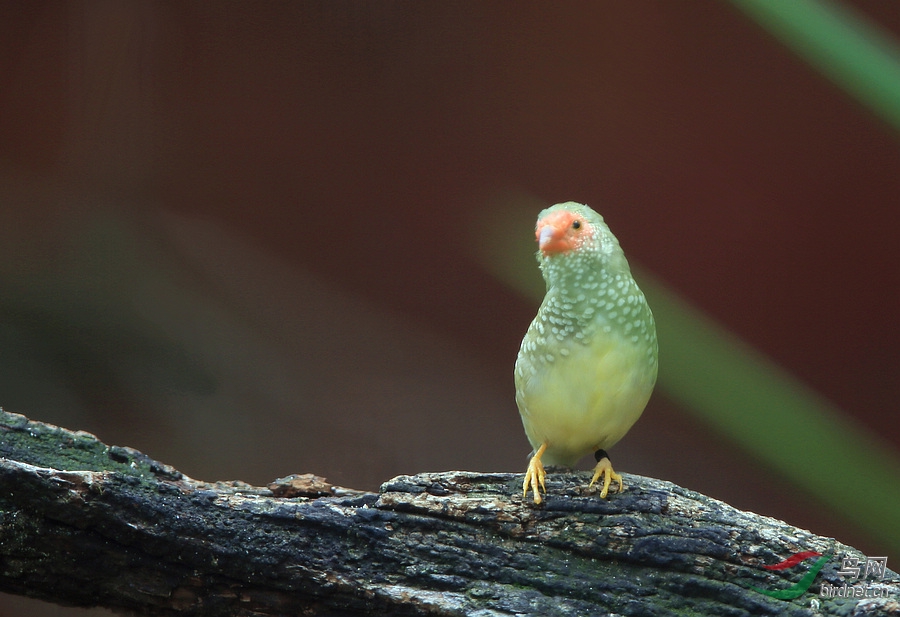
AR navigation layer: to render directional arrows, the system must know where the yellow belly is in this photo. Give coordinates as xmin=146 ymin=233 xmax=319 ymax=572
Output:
xmin=515 ymin=332 xmax=655 ymax=467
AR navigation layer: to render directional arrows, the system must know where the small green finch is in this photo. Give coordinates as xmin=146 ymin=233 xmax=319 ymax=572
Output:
xmin=515 ymin=202 xmax=658 ymax=504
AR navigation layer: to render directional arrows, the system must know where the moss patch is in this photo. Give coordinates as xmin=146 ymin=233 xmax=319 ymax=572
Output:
xmin=0 ymin=408 xmax=161 ymax=482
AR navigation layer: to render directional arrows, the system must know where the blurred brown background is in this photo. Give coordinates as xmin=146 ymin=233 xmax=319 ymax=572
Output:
xmin=1 ymin=2 xmax=898 ymax=615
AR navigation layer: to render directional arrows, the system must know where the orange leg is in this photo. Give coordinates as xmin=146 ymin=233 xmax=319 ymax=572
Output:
xmin=589 ymin=449 xmax=623 ymax=498
xmin=522 ymin=443 xmax=548 ymax=504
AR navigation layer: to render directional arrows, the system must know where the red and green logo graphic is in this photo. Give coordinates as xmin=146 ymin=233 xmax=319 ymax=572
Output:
xmin=750 ymin=550 xmax=832 ymax=599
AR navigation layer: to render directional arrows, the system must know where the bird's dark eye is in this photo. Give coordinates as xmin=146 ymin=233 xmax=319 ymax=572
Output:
xmin=572 ymin=220 xmax=581 ymax=230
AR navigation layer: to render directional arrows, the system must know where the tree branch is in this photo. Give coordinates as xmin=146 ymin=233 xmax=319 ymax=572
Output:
xmin=0 ymin=410 xmax=895 ymax=616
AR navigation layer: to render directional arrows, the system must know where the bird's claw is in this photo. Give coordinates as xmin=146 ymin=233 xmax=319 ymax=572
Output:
xmin=523 ymin=444 xmax=547 ymax=504
xmin=589 ymin=456 xmax=623 ymax=498
xmin=523 ymin=458 xmax=546 ymax=504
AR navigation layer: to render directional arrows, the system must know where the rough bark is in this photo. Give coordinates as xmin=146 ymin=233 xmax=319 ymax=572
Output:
xmin=0 ymin=410 xmax=896 ymax=616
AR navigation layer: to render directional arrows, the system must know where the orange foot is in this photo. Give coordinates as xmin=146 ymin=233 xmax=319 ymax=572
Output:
xmin=522 ymin=443 xmax=548 ymax=504
xmin=589 ymin=449 xmax=623 ymax=498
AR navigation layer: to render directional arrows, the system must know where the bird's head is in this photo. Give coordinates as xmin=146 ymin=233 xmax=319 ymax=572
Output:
xmin=535 ymin=206 xmax=596 ymax=256
xmin=534 ymin=201 xmax=611 ymax=257
xmin=534 ymin=202 xmax=629 ymax=278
